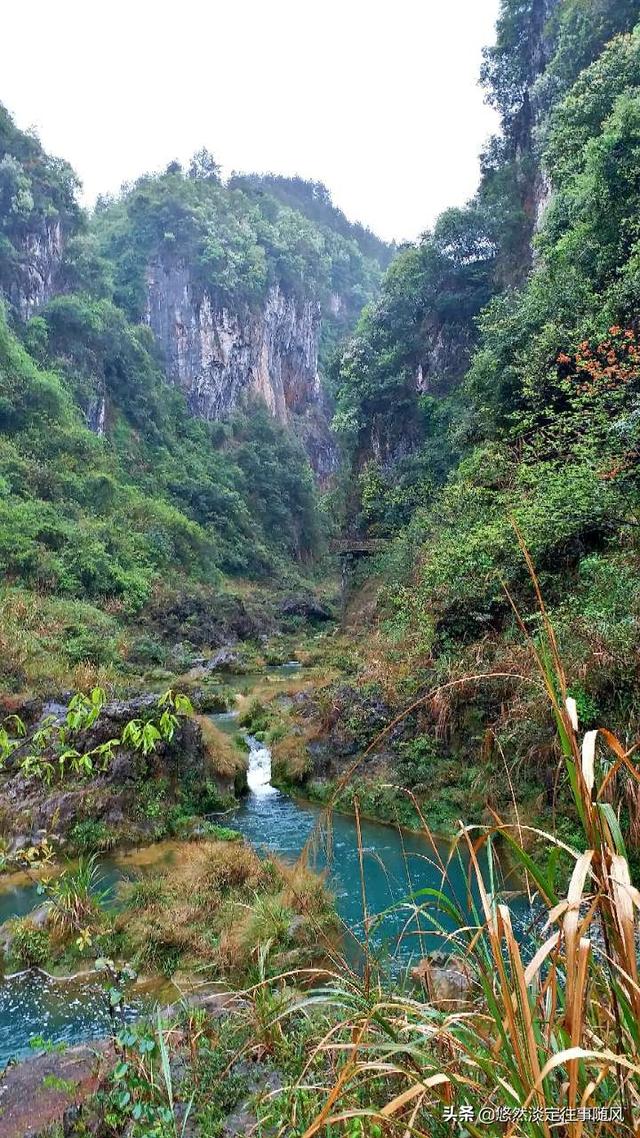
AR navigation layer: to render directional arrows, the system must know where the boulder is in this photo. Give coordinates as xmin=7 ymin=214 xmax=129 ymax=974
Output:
xmin=222 ymin=1063 xmax=283 ymax=1137
xmin=28 ymin=904 xmax=51 ymax=930
xmin=206 ymin=648 xmax=244 ymax=673
xmin=279 ymin=596 xmax=334 ymax=622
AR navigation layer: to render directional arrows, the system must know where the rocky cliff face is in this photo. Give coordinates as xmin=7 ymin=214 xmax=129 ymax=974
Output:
xmin=8 ymin=217 xmax=63 ymax=320
xmin=144 ymin=260 xmax=320 ymax=420
xmin=144 ymin=258 xmax=337 ymax=477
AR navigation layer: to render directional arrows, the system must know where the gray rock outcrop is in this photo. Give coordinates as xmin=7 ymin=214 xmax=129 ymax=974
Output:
xmin=8 ymin=218 xmax=63 ymax=319
xmin=144 ymin=259 xmax=337 ymax=478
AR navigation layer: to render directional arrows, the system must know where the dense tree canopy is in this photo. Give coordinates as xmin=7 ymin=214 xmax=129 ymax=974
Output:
xmin=0 ymin=106 xmax=384 ymax=662
xmin=333 ymin=1 xmax=640 ymax=760
xmin=91 ymin=164 xmax=387 ymax=338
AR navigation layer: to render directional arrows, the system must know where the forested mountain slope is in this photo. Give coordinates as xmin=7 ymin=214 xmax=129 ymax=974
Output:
xmin=328 ymin=0 xmax=640 ymax=848
xmin=3 ymin=0 xmax=640 ymax=855
xmin=0 ymin=107 xmax=388 ymax=689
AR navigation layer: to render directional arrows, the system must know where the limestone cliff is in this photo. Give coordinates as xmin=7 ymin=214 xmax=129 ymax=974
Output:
xmin=1 ymin=104 xmax=385 ymax=481
xmin=1 ymin=102 xmax=79 ymax=320
xmin=7 ymin=216 xmax=64 ymax=320
xmin=144 ymin=258 xmax=337 ymax=478
xmin=145 ymin=260 xmax=320 ymax=420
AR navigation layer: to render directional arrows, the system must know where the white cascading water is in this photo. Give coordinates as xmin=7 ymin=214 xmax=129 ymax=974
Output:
xmin=246 ymin=735 xmax=278 ymax=796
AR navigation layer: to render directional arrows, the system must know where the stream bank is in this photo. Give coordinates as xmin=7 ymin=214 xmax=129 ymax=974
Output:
xmin=0 ymin=656 xmax=533 ymax=1072
xmin=0 ymin=727 xmax=529 ymax=1070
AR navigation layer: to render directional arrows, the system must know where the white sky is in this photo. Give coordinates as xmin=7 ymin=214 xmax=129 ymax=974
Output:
xmin=3 ymin=0 xmax=500 ymax=244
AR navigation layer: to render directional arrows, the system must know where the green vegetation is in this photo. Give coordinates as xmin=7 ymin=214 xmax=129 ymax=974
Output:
xmin=227 ymin=173 xmax=394 ymax=360
xmin=40 ymin=650 xmax=640 ymax=1134
xmin=0 ymin=295 xmax=321 ymax=686
xmin=0 ymin=688 xmax=192 ymax=787
xmin=93 ymin=164 xmax=387 ymax=332
xmin=0 ymin=104 xmax=386 ymax=695
xmin=0 ymin=105 xmax=80 ymax=305
xmin=0 ymin=686 xmax=248 ymax=860
xmin=330 ymin=3 xmax=640 ymax=846
xmin=5 ymin=3 xmax=640 ymax=1134
xmin=68 ymin=818 xmax=117 ymax=854
xmin=9 ymin=918 xmax=50 ymax=968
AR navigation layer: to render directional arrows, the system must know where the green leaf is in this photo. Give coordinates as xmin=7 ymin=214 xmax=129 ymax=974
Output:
xmin=597 ymin=802 xmax=628 ymax=858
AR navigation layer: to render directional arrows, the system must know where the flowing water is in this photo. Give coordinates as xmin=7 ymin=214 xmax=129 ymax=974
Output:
xmin=0 ymin=665 xmax=530 ymax=1064
xmin=0 ymin=972 xmax=177 ymax=1068
xmin=0 ymin=857 xmax=178 ymax=1065
xmin=225 ymin=716 xmax=529 ymax=969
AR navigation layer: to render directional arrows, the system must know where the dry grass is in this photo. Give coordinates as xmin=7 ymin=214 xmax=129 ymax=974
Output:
xmin=177 ymin=839 xmax=265 ymax=893
xmin=194 ymin=715 xmax=246 ymax=780
xmin=217 ymin=857 xmax=335 ymax=975
xmin=230 ymin=541 xmax=640 ymax=1135
xmin=117 ymin=838 xmax=336 ymax=981
xmin=271 ymin=729 xmax=314 ymax=784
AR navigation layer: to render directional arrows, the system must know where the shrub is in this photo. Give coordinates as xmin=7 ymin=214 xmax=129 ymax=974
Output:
xmin=10 ymin=919 xmax=50 ymax=968
xmin=47 ymin=855 xmax=107 ymax=936
xmin=237 ymin=699 xmax=273 ymax=737
xmin=396 ymin=734 xmax=444 ymax=788
xmin=69 ymin=819 xmax=117 ymax=853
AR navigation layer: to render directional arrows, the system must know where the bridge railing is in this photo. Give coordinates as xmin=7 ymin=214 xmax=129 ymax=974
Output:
xmin=329 ymin=537 xmax=387 ymax=555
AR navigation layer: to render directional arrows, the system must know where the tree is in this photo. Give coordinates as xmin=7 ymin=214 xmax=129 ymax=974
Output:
xmin=188 ymin=147 xmax=221 ymax=183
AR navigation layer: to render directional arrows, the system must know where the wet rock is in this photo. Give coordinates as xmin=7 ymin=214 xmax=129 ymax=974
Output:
xmin=0 ymin=920 xmax=13 ymax=954
xmin=0 ymin=694 xmax=241 ymax=846
xmin=222 ymin=1063 xmax=283 ymax=1137
xmin=185 ymin=646 xmax=248 ymax=677
xmin=28 ymin=903 xmax=51 ymax=930
xmin=144 ymin=588 xmax=275 ymax=649
xmin=106 ymin=750 xmax=137 ymax=783
xmin=279 ymin=596 xmax=334 ymax=622
xmin=206 ymin=648 xmax=243 ymax=673
xmin=0 ymin=1041 xmax=112 ymax=1138
xmin=0 ymin=691 xmax=209 ymax=846
xmin=41 ymin=702 xmax=69 ymax=722
xmin=102 ymin=800 xmax=126 ymax=826
xmin=307 ymin=739 xmax=335 ymax=776
xmin=38 ymin=791 xmax=87 ymax=831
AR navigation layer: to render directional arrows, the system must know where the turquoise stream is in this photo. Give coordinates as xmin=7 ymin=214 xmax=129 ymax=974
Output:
xmin=0 ymin=673 xmax=531 ymax=1065
xmin=222 ymin=719 xmax=529 ymax=968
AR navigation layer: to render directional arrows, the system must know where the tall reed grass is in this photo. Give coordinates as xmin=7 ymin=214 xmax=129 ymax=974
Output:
xmin=255 ymin=540 xmax=640 ymax=1135
xmin=118 ymin=545 xmax=640 ymax=1136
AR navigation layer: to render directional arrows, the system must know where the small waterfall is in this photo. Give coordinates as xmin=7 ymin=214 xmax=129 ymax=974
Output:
xmin=246 ymin=735 xmax=278 ymax=796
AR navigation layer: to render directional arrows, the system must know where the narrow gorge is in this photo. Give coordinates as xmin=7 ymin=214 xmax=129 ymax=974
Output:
xmin=1 ymin=0 xmax=640 ymax=1133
